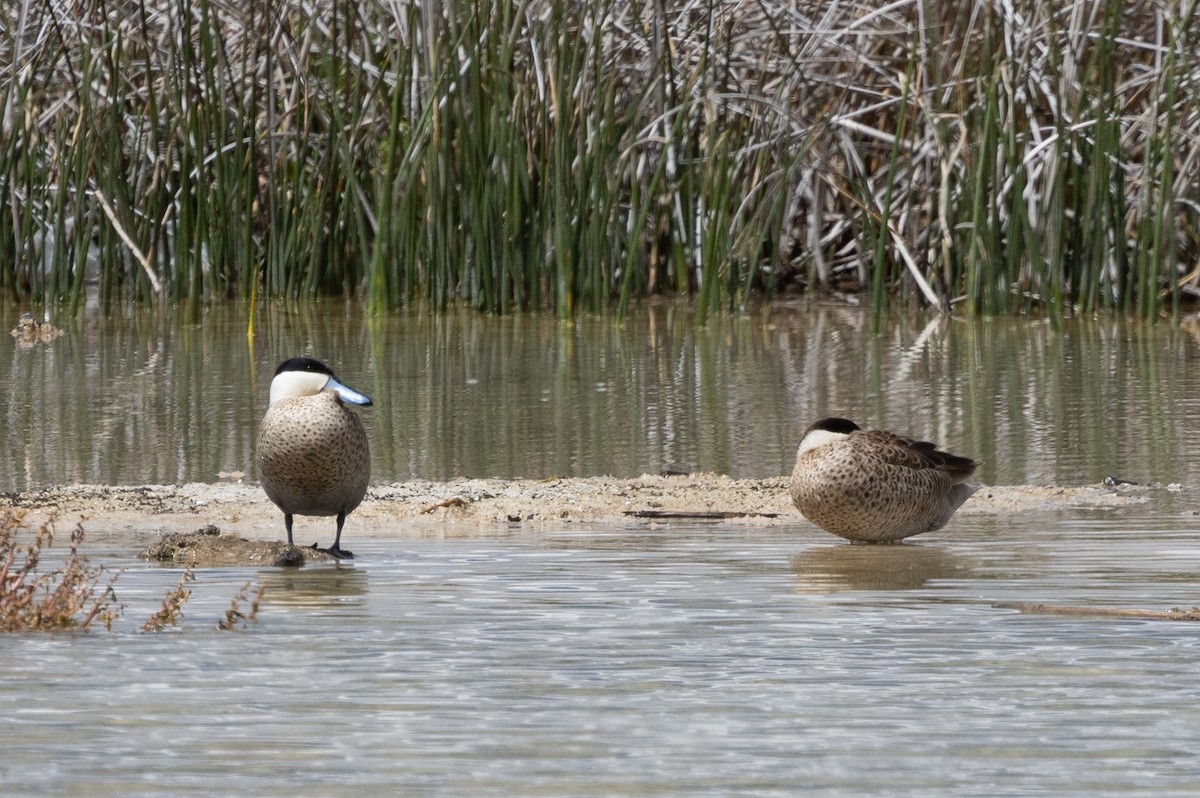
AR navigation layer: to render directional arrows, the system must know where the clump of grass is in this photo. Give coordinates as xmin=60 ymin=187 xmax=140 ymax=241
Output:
xmin=0 ymin=509 xmax=121 ymax=632
xmin=2 ymin=0 xmax=1198 ymax=316
xmin=140 ymin=567 xmax=196 ymax=633
xmin=218 ymin=580 xmax=265 ymax=631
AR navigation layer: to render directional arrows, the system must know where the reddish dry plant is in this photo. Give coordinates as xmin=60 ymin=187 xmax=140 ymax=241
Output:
xmin=2 ymin=510 xmax=265 ymax=633
xmin=218 ymin=581 xmax=266 ymax=631
xmin=0 ymin=509 xmax=121 ymax=632
xmin=141 ymin=567 xmax=196 ymax=633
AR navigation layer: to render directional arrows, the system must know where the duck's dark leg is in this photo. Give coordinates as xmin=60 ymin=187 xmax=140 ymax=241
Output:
xmin=326 ymin=512 xmax=354 ymax=559
xmin=285 ymin=513 xmax=295 ymax=545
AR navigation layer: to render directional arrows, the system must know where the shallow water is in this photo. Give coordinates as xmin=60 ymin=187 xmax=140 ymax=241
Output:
xmin=3 ymin=302 xmax=1200 ymax=489
xmin=3 ymin=303 xmax=1200 ymax=795
xmin=4 ymin=512 xmax=1200 ymax=797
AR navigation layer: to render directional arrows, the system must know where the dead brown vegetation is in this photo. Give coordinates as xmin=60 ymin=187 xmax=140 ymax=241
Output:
xmin=0 ymin=509 xmax=120 ymax=631
xmin=1 ymin=509 xmax=264 ymax=633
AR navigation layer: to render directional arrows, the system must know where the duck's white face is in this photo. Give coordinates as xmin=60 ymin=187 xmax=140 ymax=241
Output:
xmin=796 ymin=425 xmax=851 ymax=457
xmin=269 ymin=370 xmax=373 ymax=408
xmin=268 ymin=369 xmax=332 ymax=406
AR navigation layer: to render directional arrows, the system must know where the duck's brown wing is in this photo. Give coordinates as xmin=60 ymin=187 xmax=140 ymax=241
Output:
xmin=854 ymin=430 xmax=979 ymax=481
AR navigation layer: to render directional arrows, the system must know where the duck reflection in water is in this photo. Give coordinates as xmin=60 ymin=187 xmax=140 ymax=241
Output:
xmin=792 ymin=543 xmax=973 ymax=592
xmin=259 ymin=565 xmax=369 ymax=611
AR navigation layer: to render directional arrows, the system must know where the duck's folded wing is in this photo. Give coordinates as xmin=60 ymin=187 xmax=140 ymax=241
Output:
xmin=854 ymin=430 xmax=979 ymax=481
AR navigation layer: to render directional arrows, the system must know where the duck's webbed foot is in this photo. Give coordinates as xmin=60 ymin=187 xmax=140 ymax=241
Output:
xmin=323 ymin=545 xmax=354 ymax=560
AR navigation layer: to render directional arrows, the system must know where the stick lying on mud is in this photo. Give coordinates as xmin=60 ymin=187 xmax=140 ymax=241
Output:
xmin=624 ymin=510 xmax=780 ymax=519
xmin=994 ymin=602 xmax=1200 ymax=621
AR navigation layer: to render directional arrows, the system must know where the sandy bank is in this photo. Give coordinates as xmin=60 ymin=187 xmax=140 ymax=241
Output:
xmin=1 ymin=474 xmax=1168 ymax=541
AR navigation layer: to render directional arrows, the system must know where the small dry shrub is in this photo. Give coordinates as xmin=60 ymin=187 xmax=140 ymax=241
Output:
xmin=0 ymin=509 xmax=121 ymax=631
xmin=218 ymin=581 xmax=266 ymax=631
xmin=141 ymin=567 xmax=196 ymax=632
xmin=2 ymin=509 xmax=267 ymax=633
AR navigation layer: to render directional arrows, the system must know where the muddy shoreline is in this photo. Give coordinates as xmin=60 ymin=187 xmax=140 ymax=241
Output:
xmin=2 ymin=475 xmax=1168 ymax=555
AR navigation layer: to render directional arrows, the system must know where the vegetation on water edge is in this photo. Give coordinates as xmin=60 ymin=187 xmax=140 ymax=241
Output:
xmin=1 ymin=0 xmax=1198 ymax=318
xmin=0 ymin=509 xmax=120 ymax=631
xmin=0 ymin=509 xmax=261 ymax=632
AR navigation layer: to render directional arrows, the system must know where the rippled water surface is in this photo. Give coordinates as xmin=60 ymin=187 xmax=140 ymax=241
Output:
xmin=2 ymin=303 xmax=1200 ymax=795
xmin=5 ymin=513 xmax=1200 ymax=797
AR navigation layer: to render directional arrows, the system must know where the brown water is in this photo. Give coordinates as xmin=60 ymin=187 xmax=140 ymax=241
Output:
xmin=2 ymin=302 xmax=1200 ymax=796
xmin=3 ymin=301 xmax=1199 ymax=489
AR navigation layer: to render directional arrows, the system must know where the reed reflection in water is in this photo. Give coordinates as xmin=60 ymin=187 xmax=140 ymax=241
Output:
xmin=2 ymin=302 xmax=1198 ymax=491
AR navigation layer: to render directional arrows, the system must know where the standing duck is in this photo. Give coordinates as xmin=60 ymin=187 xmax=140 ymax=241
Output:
xmin=256 ymin=357 xmax=372 ymax=558
xmin=790 ymin=417 xmax=979 ymax=543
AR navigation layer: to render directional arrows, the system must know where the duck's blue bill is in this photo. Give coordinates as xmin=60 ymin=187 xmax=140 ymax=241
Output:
xmin=329 ymin=378 xmax=373 ymax=406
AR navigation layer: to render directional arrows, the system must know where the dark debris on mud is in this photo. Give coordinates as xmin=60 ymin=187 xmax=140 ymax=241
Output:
xmin=140 ymin=525 xmax=334 ymax=567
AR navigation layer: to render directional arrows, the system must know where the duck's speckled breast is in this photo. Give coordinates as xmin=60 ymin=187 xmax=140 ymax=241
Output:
xmin=256 ymin=391 xmax=370 ymax=517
